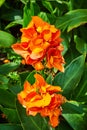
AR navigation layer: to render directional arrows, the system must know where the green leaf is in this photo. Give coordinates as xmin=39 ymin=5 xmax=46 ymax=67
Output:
xmin=46 ymin=74 xmax=53 ymax=84
xmin=74 ymin=35 xmax=87 ymax=54
xmin=0 ymin=75 xmax=9 ymax=89
xmin=0 ymin=106 xmax=20 ymax=123
xmin=42 ymin=0 xmax=53 ymax=13
xmin=19 ymin=71 xmax=30 ymax=86
xmin=0 ymin=89 xmax=15 ymax=108
xmin=56 ymin=120 xmax=73 ymax=130
xmin=53 ymin=55 xmax=85 ymax=98
xmin=74 ymin=63 xmax=87 ymax=100
xmin=0 ymin=0 xmax=5 ymax=7
xmin=62 ymin=101 xmax=83 ymax=114
xmin=5 ymin=20 xmax=23 ymax=30
xmin=63 ymin=113 xmax=86 ymax=130
xmin=0 ymin=124 xmax=22 ymax=130
xmin=38 ymin=12 xmax=50 ymax=23
xmin=61 ymin=33 xmax=70 ymax=55
xmin=9 ymin=84 xmax=22 ymax=95
xmin=0 ymin=62 xmax=20 ymax=75
xmin=55 ymin=9 xmax=87 ymax=32
xmin=26 ymin=70 xmax=36 ymax=85
xmin=62 ymin=101 xmax=87 ymax=130
xmin=0 ymin=31 xmax=16 ymax=48
xmin=16 ymin=100 xmax=49 ymax=130
xmin=23 ymin=1 xmax=40 ymax=27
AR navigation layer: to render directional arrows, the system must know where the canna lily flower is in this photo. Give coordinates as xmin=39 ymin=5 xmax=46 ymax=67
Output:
xmin=12 ymin=16 xmax=65 ymax=72
xmin=46 ymin=47 xmax=65 ymax=72
xmin=17 ymin=73 xmax=66 ymax=127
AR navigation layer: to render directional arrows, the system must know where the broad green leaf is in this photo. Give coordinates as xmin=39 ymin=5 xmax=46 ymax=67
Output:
xmin=16 ymin=100 xmax=49 ymax=130
xmin=9 ymin=84 xmax=22 ymax=95
xmin=62 ymin=101 xmax=87 ymax=130
xmin=0 ymin=89 xmax=15 ymax=108
xmin=23 ymin=2 xmax=33 ymax=27
xmin=77 ymin=95 xmax=87 ymax=103
xmin=74 ymin=63 xmax=87 ymax=100
xmin=5 ymin=20 xmax=23 ymax=30
xmin=62 ymin=101 xmax=83 ymax=114
xmin=64 ymin=44 xmax=80 ymax=66
xmin=0 ymin=62 xmax=20 ymax=75
xmin=56 ymin=120 xmax=73 ymax=130
xmin=46 ymin=74 xmax=53 ymax=84
xmin=23 ymin=1 xmax=40 ymax=27
xmin=26 ymin=70 xmax=36 ymax=85
xmin=74 ymin=35 xmax=87 ymax=54
xmin=42 ymin=0 xmax=53 ymax=13
xmin=38 ymin=12 xmax=50 ymax=23
xmin=55 ymin=9 xmax=87 ymax=32
xmin=53 ymin=55 xmax=85 ymax=98
xmin=19 ymin=71 xmax=30 ymax=86
xmin=0 ymin=31 xmax=16 ymax=48
xmin=61 ymin=33 xmax=70 ymax=55
xmin=46 ymin=13 xmax=56 ymax=24
xmin=0 ymin=75 xmax=9 ymax=89
xmin=0 ymin=124 xmax=22 ymax=130
xmin=63 ymin=113 xmax=86 ymax=130
xmin=0 ymin=106 xmax=20 ymax=123
xmin=0 ymin=0 xmax=5 ymax=7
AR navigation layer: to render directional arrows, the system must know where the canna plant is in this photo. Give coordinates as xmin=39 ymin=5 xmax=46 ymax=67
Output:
xmin=0 ymin=0 xmax=87 ymax=130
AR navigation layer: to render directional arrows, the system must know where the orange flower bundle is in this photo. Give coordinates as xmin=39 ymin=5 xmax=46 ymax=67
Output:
xmin=12 ymin=16 xmax=65 ymax=72
xmin=18 ymin=74 xmax=66 ymax=127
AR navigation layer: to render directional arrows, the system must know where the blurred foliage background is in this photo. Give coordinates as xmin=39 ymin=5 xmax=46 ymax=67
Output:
xmin=0 ymin=0 xmax=87 ymax=130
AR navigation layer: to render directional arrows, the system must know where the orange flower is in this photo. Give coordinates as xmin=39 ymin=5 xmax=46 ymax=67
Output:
xmin=17 ymin=73 xmax=66 ymax=127
xmin=46 ymin=47 xmax=65 ymax=72
xmin=12 ymin=16 xmax=65 ymax=72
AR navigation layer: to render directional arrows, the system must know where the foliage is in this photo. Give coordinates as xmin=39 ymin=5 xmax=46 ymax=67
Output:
xmin=0 ymin=0 xmax=87 ymax=130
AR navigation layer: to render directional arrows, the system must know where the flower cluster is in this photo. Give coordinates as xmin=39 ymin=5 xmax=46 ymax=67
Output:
xmin=12 ymin=16 xmax=65 ymax=72
xmin=18 ymin=73 xmax=66 ymax=127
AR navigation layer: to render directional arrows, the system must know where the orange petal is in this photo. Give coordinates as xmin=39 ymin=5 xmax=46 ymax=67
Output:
xmin=24 ymin=81 xmax=31 ymax=92
xmin=49 ymin=108 xmax=61 ymax=127
xmin=30 ymin=48 xmax=44 ymax=59
xmin=34 ymin=74 xmax=46 ymax=86
xmin=27 ymin=93 xmax=51 ymax=108
xmin=12 ymin=43 xmax=29 ymax=59
xmin=34 ymin=62 xmax=44 ymax=71
xmin=32 ymin=16 xmax=45 ymax=28
xmin=53 ymin=61 xmax=64 ymax=72
xmin=50 ymin=25 xmax=57 ymax=33
xmin=46 ymin=85 xmax=62 ymax=94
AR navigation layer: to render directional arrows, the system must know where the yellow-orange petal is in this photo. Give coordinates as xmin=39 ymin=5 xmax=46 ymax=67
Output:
xmin=34 ymin=62 xmax=44 ymax=71
xmin=17 ymin=91 xmax=26 ymax=105
xmin=30 ymin=48 xmax=44 ymax=60
xmin=32 ymin=16 xmax=45 ymax=28
xmin=46 ymin=85 xmax=62 ymax=93
xmin=43 ymin=31 xmax=51 ymax=41
xmin=50 ymin=25 xmax=57 ymax=33
xmin=27 ymin=20 xmax=34 ymax=28
xmin=27 ymin=93 xmax=51 ymax=108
